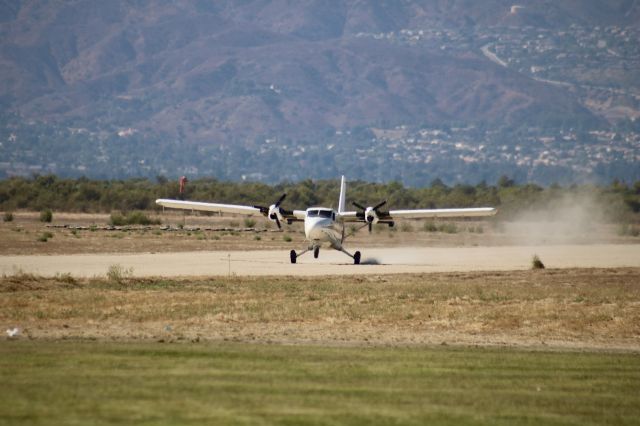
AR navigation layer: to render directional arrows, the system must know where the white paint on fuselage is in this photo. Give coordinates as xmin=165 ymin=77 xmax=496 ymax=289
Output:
xmin=304 ymin=207 xmax=342 ymax=248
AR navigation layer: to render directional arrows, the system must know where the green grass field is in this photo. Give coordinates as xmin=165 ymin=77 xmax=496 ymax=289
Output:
xmin=1 ymin=341 xmax=639 ymax=425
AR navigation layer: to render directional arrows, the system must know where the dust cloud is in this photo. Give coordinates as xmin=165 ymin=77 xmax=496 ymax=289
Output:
xmin=499 ymin=192 xmax=615 ymax=246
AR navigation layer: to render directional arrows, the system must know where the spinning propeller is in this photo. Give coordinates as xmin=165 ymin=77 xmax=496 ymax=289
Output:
xmin=352 ymin=200 xmax=388 ymax=232
xmin=255 ymin=193 xmax=288 ymax=229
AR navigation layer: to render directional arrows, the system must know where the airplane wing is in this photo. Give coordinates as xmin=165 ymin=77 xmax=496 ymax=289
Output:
xmin=388 ymin=207 xmax=497 ymax=219
xmin=339 ymin=207 xmax=497 ymax=223
xmin=155 ymin=199 xmax=305 ymax=222
xmin=156 ymin=199 xmax=263 ymax=215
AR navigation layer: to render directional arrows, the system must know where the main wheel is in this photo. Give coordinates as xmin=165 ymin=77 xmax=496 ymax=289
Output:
xmin=354 ymin=251 xmax=361 ymax=265
xmin=290 ymin=250 xmax=297 ymax=264
xmin=313 ymin=246 xmax=320 ymax=259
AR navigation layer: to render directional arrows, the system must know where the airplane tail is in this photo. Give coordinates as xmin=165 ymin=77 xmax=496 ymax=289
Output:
xmin=338 ymin=176 xmax=346 ymax=214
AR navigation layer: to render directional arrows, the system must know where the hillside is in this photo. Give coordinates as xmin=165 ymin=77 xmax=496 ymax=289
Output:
xmin=1 ymin=0 xmax=639 ymax=184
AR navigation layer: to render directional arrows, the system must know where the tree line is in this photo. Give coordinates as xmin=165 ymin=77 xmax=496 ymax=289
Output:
xmin=0 ymin=175 xmax=638 ymax=222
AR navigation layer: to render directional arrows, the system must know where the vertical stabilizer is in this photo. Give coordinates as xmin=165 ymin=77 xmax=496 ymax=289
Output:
xmin=338 ymin=176 xmax=347 ymax=213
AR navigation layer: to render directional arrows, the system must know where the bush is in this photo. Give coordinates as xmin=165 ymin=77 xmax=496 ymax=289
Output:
xmin=532 ymin=255 xmax=545 ymax=270
xmin=440 ymin=223 xmax=458 ymax=234
xmin=37 ymin=231 xmax=54 ymax=242
xmin=110 ymin=211 xmax=161 ymax=226
xmin=244 ymin=218 xmax=257 ymax=228
xmin=3 ymin=212 xmax=13 ymax=222
xmin=618 ymin=224 xmax=640 ymax=237
xmin=283 ymin=234 xmax=292 ymax=242
xmin=423 ymin=221 xmax=438 ymax=232
xmin=106 ymin=264 xmax=134 ymax=284
xmin=400 ymin=222 xmax=413 ymax=232
xmin=39 ymin=209 xmax=52 ymax=223
xmin=55 ymin=272 xmax=77 ymax=285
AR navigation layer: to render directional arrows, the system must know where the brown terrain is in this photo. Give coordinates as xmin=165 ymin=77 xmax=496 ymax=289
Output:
xmin=2 ymin=211 xmax=639 ymax=351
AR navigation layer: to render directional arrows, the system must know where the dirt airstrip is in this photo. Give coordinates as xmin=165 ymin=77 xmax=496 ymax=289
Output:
xmin=2 ymin=212 xmax=639 ymax=351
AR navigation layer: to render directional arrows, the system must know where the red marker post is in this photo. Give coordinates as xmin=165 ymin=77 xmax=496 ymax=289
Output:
xmin=179 ymin=176 xmax=188 ymax=200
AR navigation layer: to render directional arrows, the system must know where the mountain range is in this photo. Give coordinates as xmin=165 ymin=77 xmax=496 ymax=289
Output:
xmin=1 ymin=0 xmax=639 ymax=184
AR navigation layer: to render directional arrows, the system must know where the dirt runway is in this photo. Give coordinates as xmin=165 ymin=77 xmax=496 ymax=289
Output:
xmin=2 ymin=244 xmax=639 ymax=277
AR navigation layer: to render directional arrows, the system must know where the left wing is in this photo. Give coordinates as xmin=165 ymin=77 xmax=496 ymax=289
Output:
xmin=388 ymin=207 xmax=497 ymax=219
xmin=339 ymin=206 xmax=497 ymax=225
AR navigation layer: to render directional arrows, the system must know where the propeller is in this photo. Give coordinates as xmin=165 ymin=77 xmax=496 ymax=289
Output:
xmin=255 ymin=194 xmax=288 ymax=229
xmin=352 ymin=200 xmax=387 ymax=232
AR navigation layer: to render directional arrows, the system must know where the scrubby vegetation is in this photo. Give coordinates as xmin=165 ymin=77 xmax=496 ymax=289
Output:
xmin=39 ymin=209 xmax=52 ymax=223
xmin=422 ymin=221 xmax=459 ymax=233
xmin=109 ymin=211 xmax=161 ymax=226
xmin=0 ymin=175 xmax=638 ymax=223
xmin=532 ymin=255 xmax=546 ymax=270
xmin=106 ymin=264 xmax=134 ymax=284
xmin=37 ymin=231 xmax=53 ymax=242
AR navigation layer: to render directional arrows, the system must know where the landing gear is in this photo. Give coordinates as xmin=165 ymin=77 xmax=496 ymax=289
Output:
xmin=290 ymin=245 xmax=360 ymax=265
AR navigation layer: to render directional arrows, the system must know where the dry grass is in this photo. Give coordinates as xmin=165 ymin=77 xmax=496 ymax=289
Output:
xmin=3 ymin=212 xmax=632 ymax=256
xmin=2 ymin=268 xmax=639 ymax=350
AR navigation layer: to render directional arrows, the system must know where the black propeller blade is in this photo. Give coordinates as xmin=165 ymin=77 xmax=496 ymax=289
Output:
xmin=373 ymin=200 xmax=387 ymax=210
xmin=274 ymin=193 xmax=287 ymax=208
xmin=352 ymin=200 xmax=388 ymax=233
xmin=254 ymin=193 xmax=288 ymax=229
xmin=352 ymin=201 xmax=366 ymax=212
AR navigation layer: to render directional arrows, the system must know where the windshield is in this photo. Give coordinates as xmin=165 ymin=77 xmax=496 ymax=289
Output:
xmin=308 ymin=209 xmax=333 ymax=219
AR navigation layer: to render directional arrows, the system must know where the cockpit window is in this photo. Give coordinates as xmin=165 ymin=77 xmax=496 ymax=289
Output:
xmin=307 ymin=209 xmax=333 ymax=218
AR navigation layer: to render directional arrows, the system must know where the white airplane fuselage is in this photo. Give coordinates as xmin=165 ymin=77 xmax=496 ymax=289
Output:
xmin=304 ymin=208 xmax=342 ymax=248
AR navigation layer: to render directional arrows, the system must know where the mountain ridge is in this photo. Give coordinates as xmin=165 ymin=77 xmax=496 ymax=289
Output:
xmin=1 ymin=0 xmax=639 ymax=184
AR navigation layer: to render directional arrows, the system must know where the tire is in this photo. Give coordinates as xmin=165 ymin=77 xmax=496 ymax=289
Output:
xmin=354 ymin=251 xmax=361 ymax=265
xmin=313 ymin=246 xmax=319 ymax=259
xmin=290 ymin=250 xmax=297 ymax=264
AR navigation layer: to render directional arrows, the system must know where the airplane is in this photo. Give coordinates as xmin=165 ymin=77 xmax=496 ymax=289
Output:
xmin=156 ymin=176 xmax=497 ymax=265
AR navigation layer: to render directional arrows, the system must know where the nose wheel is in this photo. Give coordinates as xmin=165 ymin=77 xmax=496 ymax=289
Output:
xmin=290 ymin=250 xmax=297 ymax=264
xmin=313 ymin=246 xmax=320 ymax=258
xmin=354 ymin=251 xmax=361 ymax=265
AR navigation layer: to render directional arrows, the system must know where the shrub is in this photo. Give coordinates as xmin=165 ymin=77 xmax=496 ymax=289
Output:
xmin=423 ymin=221 xmax=437 ymax=232
xmin=400 ymin=222 xmax=413 ymax=232
xmin=440 ymin=223 xmax=458 ymax=234
xmin=37 ymin=231 xmax=53 ymax=242
xmin=244 ymin=218 xmax=257 ymax=228
xmin=106 ymin=264 xmax=133 ymax=284
xmin=110 ymin=211 xmax=161 ymax=226
xmin=283 ymin=234 xmax=292 ymax=242
xmin=55 ymin=272 xmax=77 ymax=285
xmin=3 ymin=212 xmax=13 ymax=222
xmin=39 ymin=209 xmax=52 ymax=223
xmin=618 ymin=224 xmax=640 ymax=237
xmin=532 ymin=255 xmax=545 ymax=270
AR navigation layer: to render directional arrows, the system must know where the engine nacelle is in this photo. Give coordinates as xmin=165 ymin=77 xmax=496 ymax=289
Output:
xmin=268 ymin=204 xmax=284 ymax=223
xmin=365 ymin=207 xmax=379 ymax=224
